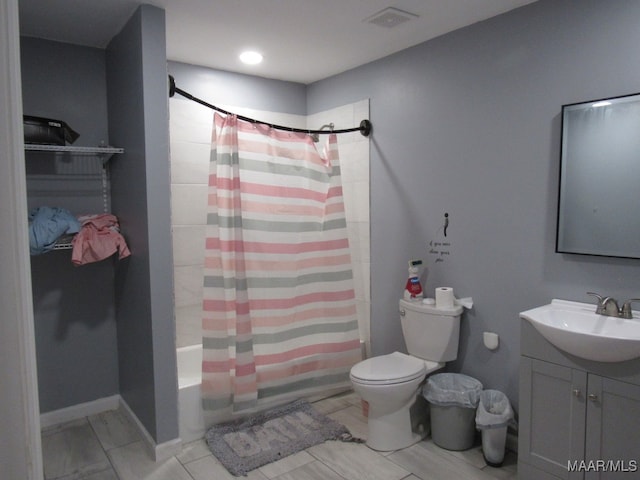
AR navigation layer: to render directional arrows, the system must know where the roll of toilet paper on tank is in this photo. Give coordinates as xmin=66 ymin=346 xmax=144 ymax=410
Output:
xmin=435 ymin=287 xmax=455 ymax=309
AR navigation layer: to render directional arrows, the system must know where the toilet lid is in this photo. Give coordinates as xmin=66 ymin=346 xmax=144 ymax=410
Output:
xmin=350 ymin=352 xmax=427 ymax=385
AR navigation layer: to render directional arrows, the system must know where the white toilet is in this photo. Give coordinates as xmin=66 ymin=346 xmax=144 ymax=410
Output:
xmin=350 ymin=298 xmax=463 ymax=451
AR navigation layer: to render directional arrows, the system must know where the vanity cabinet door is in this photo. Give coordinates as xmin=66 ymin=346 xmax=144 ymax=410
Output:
xmin=584 ymin=376 xmax=640 ymax=480
xmin=519 ymin=357 xmax=587 ymax=479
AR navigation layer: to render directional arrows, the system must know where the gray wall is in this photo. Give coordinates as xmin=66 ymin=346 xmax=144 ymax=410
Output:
xmin=21 ymin=37 xmax=109 ymax=148
xmin=20 ymin=37 xmax=119 ymax=412
xmin=24 ymin=0 xmax=640 ymax=428
xmin=307 ymin=0 xmax=640 ymax=411
xmin=107 ymin=5 xmax=178 ymax=443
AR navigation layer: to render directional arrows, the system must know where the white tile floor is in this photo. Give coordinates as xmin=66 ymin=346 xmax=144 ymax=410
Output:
xmin=41 ymin=391 xmax=517 ymax=480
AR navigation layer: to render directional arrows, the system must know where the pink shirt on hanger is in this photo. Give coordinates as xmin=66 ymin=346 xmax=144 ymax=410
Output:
xmin=71 ymin=213 xmax=131 ymax=266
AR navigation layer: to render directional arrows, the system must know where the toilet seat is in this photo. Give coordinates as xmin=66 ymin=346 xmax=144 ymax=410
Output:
xmin=350 ymin=352 xmax=428 ymax=385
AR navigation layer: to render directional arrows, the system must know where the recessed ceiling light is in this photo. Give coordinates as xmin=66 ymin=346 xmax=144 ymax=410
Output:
xmin=239 ymin=51 xmax=263 ymax=65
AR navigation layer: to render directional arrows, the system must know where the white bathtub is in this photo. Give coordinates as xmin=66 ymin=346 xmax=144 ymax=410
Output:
xmin=177 ymin=344 xmax=206 ymax=443
xmin=176 ymin=343 xmax=356 ymax=443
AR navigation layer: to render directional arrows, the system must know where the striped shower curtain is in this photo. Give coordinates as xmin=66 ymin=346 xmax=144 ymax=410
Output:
xmin=201 ymin=113 xmax=362 ymax=415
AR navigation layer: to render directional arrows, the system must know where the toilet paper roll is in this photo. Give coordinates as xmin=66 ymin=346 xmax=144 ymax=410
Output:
xmin=435 ymin=287 xmax=455 ymax=309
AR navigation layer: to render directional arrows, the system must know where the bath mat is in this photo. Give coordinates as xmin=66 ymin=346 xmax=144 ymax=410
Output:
xmin=205 ymin=399 xmax=355 ymax=476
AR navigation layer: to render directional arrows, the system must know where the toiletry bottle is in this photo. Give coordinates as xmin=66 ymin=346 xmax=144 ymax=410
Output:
xmin=404 ymin=260 xmax=424 ymax=300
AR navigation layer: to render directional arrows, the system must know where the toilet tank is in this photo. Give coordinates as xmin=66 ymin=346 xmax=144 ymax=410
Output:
xmin=399 ymin=299 xmax=463 ymax=362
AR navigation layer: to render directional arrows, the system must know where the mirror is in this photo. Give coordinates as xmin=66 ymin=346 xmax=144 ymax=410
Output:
xmin=557 ymin=92 xmax=640 ymax=259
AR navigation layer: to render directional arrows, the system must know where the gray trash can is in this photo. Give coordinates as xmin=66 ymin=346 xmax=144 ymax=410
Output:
xmin=475 ymin=389 xmax=514 ymax=466
xmin=423 ymin=373 xmax=483 ymax=451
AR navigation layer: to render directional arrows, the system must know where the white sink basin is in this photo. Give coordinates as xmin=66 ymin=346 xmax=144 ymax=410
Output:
xmin=520 ymin=299 xmax=640 ymax=362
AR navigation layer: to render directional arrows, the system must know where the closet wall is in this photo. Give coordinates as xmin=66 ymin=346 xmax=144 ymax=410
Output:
xmin=21 ymin=37 xmax=119 ymax=413
xmin=21 ymin=4 xmax=178 ymax=446
xmin=107 ymin=5 xmax=178 ymax=444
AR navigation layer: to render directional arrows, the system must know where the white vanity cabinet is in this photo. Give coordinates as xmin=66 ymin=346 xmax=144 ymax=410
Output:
xmin=518 ymin=319 xmax=640 ymax=480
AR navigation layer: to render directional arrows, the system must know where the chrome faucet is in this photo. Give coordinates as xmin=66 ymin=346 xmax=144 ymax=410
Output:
xmin=621 ymin=299 xmax=640 ymax=319
xmin=587 ymin=292 xmax=640 ymax=319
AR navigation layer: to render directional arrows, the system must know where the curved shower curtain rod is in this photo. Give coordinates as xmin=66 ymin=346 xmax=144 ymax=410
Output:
xmin=168 ymin=75 xmax=371 ymax=138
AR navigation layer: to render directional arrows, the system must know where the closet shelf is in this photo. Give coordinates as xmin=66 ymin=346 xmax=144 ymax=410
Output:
xmin=25 ymin=144 xmax=123 ymax=215
xmin=53 ymin=234 xmax=75 ymax=250
xmin=24 ymin=144 xmax=124 ymax=163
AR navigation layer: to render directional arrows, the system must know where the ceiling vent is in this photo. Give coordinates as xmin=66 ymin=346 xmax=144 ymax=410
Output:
xmin=365 ymin=7 xmax=419 ymax=28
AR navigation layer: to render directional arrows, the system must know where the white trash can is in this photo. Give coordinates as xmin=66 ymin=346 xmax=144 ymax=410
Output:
xmin=475 ymin=389 xmax=515 ymax=466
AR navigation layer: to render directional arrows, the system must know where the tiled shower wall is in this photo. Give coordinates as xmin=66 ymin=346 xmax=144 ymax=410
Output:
xmin=307 ymin=100 xmax=371 ymax=352
xmin=169 ymin=98 xmax=371 ymax=352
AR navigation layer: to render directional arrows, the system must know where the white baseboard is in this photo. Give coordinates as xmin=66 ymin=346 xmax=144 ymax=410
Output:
xmin=40 ymin=395 xmax=120 ymax=429
xmin=118 ymin=397 xmax=183 ymax=462
xmin=39 ymin=394 xmax=183 ymax=462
